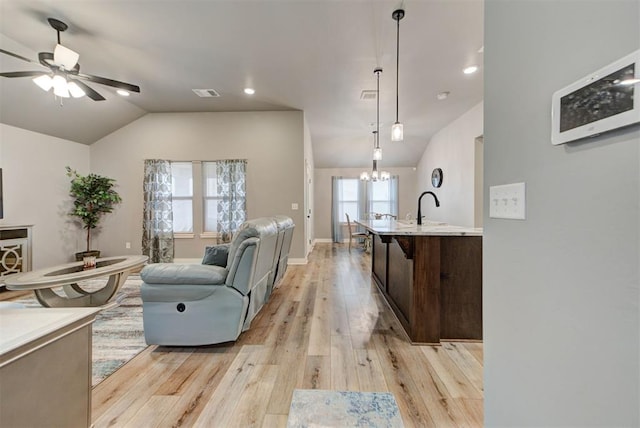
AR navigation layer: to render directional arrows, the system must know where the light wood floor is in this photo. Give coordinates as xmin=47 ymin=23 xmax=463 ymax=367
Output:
xmin=92 ymin=243 xmax=483 ymax=427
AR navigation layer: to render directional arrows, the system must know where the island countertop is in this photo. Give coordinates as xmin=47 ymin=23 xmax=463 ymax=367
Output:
xmin=355 ymin=219 xmax=482 ymax=236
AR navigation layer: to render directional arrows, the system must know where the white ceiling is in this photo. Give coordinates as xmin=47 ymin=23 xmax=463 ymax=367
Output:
xmin=0 ymin=0 xmax=483 ymax=168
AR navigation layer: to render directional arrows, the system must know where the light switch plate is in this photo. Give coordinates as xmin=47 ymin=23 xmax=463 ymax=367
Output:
xmin=291 ymin=203 xmax=299 ymax=210
xmin=489 ymin=182 xmax=526 ymax=220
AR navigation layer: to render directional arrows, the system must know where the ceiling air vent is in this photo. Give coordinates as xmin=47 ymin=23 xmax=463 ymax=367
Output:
xmin=360 ymin=90 xmax=377 ymax=100
xmin=192 ymin=89 xmax=221 ymax=98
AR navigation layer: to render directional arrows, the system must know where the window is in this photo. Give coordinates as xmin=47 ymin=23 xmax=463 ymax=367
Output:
xmin=368 ymin=179 xmax=396 ymax=216
xmin=170 ymin=162 xmax=193 ymax=233
xmin=336 ymin=178 xmax=360 ymax=222
xmin=202 ymin=162 xmax=220 ymax=233
xmin=332 ymin=176 xmax=399 ymax=241
xmin=170 ymin=160 xmax=247 ymax=240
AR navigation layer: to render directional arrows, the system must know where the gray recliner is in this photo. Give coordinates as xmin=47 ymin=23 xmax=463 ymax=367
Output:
xmin=272 ymin=215 xmax=294 ymax=290
xmin=140 ymin=217 xmax=279 ymax=346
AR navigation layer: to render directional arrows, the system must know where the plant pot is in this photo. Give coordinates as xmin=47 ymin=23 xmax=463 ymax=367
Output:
xmin=75 ymin=250 xmax=101 ymax=262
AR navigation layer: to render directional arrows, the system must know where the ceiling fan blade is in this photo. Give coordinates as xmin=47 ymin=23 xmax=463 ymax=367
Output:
xmin=0 ymin=71 xmax=45 ymax=78
xmin=0 ymin=48 xmax=37 ymax=64
xmin=54 ymin=44 xmax=79 ymax=70
xmin=68 ymin=78 xmax=105 ymax=101
xmin=76 ymin=72 xmax=140 ymax=93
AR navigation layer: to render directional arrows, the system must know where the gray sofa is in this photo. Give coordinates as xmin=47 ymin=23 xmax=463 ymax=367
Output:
xmin=140 ymin=216 xmax=293 ymax=346
xmin=267 ymin=215 xmax=295 ymax=298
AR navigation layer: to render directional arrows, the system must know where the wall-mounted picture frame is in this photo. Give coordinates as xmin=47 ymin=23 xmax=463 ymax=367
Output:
xmin=551 ymin=49 xmax=640 ymax=145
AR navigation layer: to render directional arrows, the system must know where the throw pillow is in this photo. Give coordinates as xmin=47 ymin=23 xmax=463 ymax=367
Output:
xmin=202 ymin=244 xmax=230 ymax=267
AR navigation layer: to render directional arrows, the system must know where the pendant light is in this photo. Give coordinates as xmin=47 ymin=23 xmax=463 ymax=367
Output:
xmin=361 ymin=67 xmax=389 ymax=182
xmin=391 ymin=8 xmax=405 ymax=142
xmin=360 ymin=131 xmax=377 ymax=181
xmin=373 ymin=67 xmax=383 ymax=160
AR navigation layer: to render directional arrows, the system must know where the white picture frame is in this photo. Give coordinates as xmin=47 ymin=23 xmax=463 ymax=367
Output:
xmin=551 ymin=49 xmax=640 ymax=145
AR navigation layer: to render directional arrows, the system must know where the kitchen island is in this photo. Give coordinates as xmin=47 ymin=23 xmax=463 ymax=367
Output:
xmin=356 ymin=219 xmax=482 ymax=344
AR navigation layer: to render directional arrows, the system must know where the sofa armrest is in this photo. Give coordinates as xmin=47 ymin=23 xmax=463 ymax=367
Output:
xmin=225 ymin=237 xmax=259 ymax=293
xmin=141 ymin=263 xmax=228 ymax=285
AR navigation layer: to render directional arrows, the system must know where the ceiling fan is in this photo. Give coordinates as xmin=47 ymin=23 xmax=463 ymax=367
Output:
xmin=0 ymin=17 xmax=140 ymax=101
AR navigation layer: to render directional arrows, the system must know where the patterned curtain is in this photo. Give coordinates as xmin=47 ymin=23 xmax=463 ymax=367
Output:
xmin=216 ymin=159 xmax=247 ymax=243
xmin=142 ymin=160 xmax=174 ymax=263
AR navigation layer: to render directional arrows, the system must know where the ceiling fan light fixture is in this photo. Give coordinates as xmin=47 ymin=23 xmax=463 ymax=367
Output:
xmin=52 ymin=74 xmax=70 ymax=98
xmin=1 ymin=17 xmax=140 ymax=103
xmin=54 ymin=44 xmax=79 ymax=70
xmin=32 ymin=74 xmax=53 ymax=91
xmin=67 ymin=81 xmax=85 ymax=98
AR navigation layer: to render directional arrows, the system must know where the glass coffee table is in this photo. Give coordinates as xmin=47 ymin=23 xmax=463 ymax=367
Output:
xmin=4 ymin=255 xmax=148 ymax=307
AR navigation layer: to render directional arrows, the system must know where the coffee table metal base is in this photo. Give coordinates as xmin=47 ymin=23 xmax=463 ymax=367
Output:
xmin=5 ymin=255 xmax=148 ymax=308
xmin=33 ymin=271 xmax=128 ymax=307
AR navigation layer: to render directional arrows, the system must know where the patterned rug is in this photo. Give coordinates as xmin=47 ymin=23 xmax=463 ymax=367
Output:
xmin=12 ymin=276 xmax=147 ymax=386
xmin=287 ymin=389 xmax=404 ymax=427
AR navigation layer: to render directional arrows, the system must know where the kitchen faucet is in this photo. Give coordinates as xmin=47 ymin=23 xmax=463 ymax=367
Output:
xmin=417 ymin=191 xmax=440 ymax=225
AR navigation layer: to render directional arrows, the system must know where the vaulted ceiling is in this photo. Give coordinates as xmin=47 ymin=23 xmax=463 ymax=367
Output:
xmin=0 ymin=0 xmax=483 ymax=168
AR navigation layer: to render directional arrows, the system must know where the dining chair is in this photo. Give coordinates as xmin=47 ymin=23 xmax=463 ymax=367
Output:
xmin=345 ymin=213 xmax=370 ymax=252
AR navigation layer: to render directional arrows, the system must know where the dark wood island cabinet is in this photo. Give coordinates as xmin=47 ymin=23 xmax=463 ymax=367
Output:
xmin=360 ymin=220 xmax=482 ymax=344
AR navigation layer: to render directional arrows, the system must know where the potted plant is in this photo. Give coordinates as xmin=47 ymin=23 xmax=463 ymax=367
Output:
xmin=66 ymin=166 xmax=122 ymax=261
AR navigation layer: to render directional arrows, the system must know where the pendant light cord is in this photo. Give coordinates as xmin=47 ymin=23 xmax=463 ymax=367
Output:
xmin=376 ymin=69 xmax=380 ymax=148
xmin=395 ymin=13 xmax=400 ymax=122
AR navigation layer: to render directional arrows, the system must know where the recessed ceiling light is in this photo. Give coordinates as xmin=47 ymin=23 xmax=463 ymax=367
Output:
xmin=244 ymin=88 xmax=255 ymax=95
xmin=437 ymin=91 xmax=450 ymax=100
xmin=463 ymin=65 xmax=478 ymax=75
xmin=116 ymin=89 xmax=130 ymax=96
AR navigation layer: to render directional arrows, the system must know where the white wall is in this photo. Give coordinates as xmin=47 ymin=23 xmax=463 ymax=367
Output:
xmin=303 ymin=113 xmax=315 ymax=255
xmin=415 ymin=102 xmax=483 ymax=227
xmin=313 ymin=167 xmax=417 ymax=240
xmin=89 ymin=111 xmax=307 ymax=260
xmin=0 ymin=124 xmax=89 ymax=268
xmin=485 ymin=1 xmax=639 ymax=426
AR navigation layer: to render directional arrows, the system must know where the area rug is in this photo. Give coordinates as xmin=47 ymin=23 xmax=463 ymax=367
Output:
xmin=12 ymin=276 xmax=147 ymax=386
xmin=287 ymin=389 xmax=404 ymax=428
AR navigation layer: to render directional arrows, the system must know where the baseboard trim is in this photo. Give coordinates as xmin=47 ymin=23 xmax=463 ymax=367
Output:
xmin=313 ymin=238 xmax=352 ymax=244
xmin=314 ymin=238 xmax=334 ymax=244
xmin=288 ymin=258 xmax=308 ymax=265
